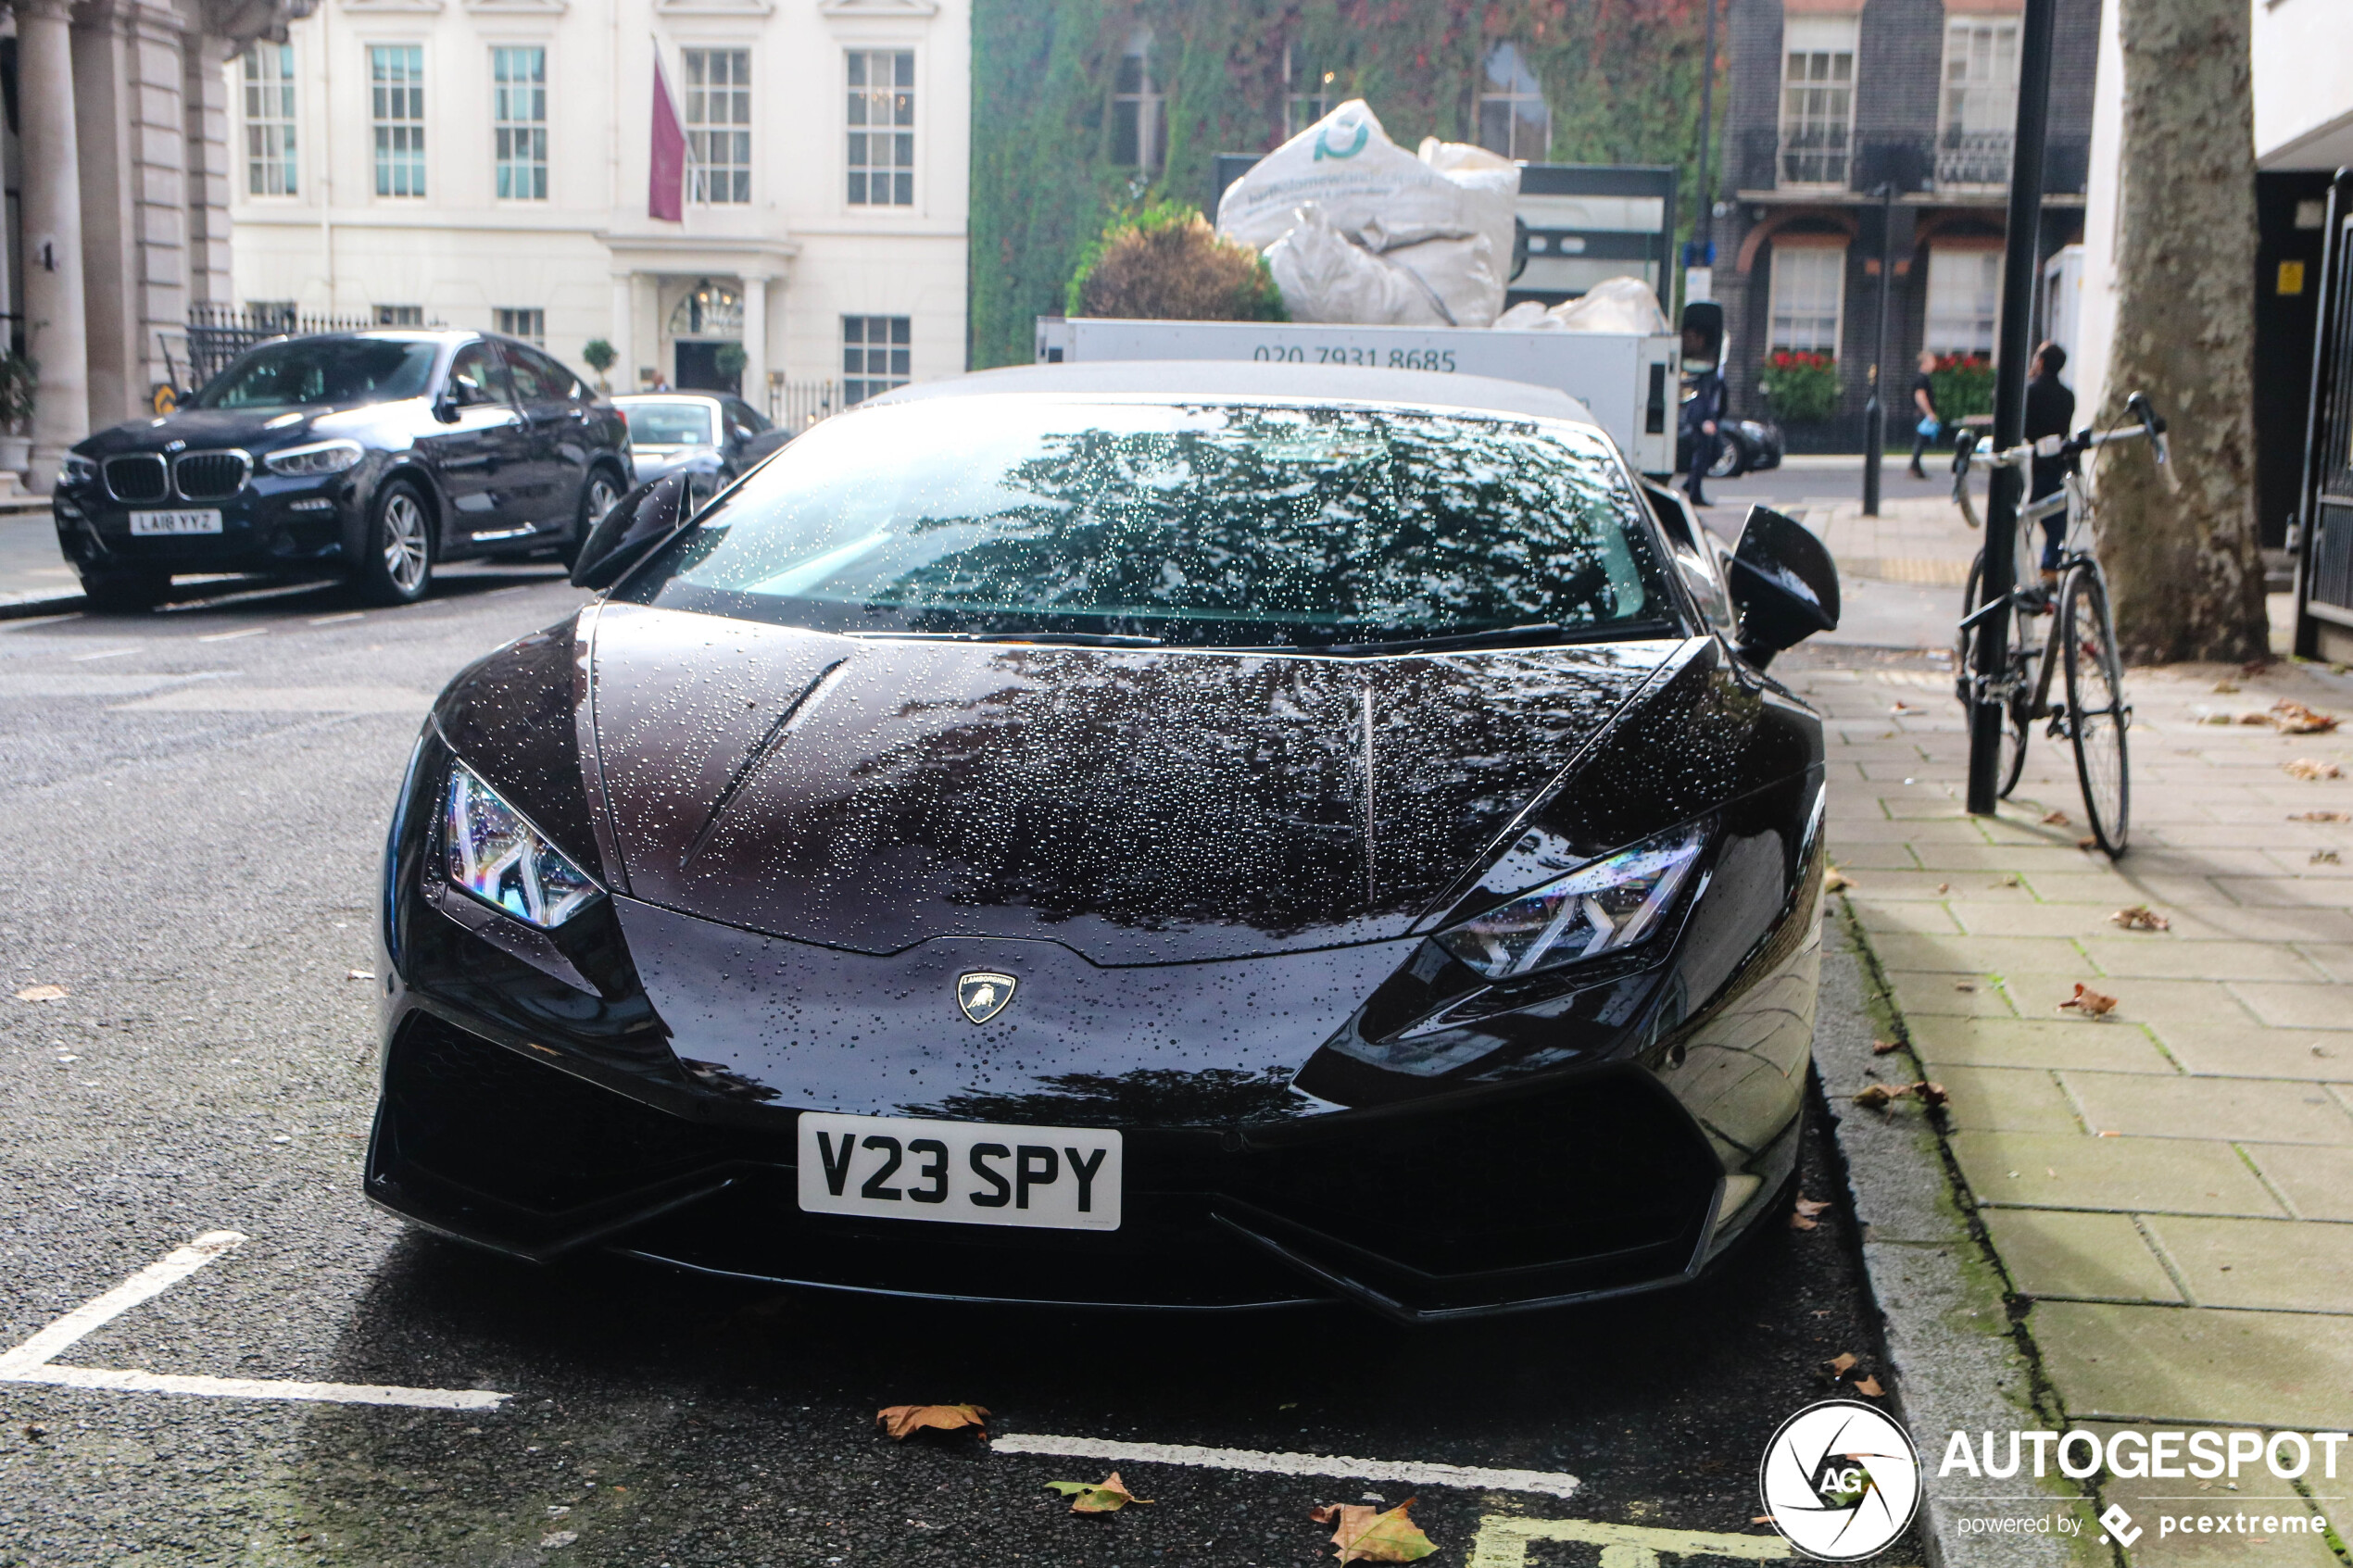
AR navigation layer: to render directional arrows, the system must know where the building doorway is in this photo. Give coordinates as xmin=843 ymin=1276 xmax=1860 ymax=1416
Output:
xmin=674 ymin=342 xmax=740 ymax=394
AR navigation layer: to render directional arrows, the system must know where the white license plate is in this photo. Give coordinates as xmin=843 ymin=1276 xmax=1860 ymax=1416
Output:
xmin=129 ymin=508 xmax=222 ymax=536
xmin=797 ymin=1112 xmax=1122 ymax=1231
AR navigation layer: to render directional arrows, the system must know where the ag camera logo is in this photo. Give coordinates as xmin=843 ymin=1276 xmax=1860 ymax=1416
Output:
xmin=1759 ymin=1400 xmax=1921 ymax=1561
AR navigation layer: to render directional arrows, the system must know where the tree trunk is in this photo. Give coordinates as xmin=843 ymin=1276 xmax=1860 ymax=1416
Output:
xmin=2098 ymin=0 xmax=2267 ymax=664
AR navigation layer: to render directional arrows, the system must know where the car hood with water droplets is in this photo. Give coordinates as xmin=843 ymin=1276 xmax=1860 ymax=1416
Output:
xmin=585 ymin=603 xmax=1690 ymax=965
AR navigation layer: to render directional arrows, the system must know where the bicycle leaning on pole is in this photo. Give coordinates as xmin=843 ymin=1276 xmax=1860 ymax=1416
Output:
xmin=1948 ymin=391 xmax=2174 ymax=856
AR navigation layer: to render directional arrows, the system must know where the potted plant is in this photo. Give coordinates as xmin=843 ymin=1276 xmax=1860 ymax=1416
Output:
xmin=0 ymin=355 xmax=35 ymax=476
xmin=713 ymin=342 xmax=749 ymax=391
xmin=581 ymin=338 xmax=617 ymax=394
xmin=1756 ymin=350 xmax=1840 ymax=425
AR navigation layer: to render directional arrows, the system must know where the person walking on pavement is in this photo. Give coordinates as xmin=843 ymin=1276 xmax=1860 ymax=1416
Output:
xmin=1680 ymin=324 xmax=1725 ymax=508
xmin=1908 ymin=349 xmax=1941 ymax=478
xmin=2023 ymin=340 xmax=2076 ymax=606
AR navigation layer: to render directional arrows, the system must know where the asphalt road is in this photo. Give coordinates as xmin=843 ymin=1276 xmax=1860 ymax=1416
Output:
xmin=0 ymin=571 xmax=1912 ymax=1568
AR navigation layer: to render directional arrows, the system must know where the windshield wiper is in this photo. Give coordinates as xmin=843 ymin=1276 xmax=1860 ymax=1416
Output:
xmin=1318 ymin=622 xmax=1569 ymax=656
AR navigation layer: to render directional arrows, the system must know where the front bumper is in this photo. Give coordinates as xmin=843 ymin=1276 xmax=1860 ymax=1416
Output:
xmin=368 ymin=1006 xmax=1734 ymax=1320
xmin=54 ymin=474 xmax=355 ymax=576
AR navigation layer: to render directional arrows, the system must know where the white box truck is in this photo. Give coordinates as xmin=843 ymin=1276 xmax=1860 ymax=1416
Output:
xmin=1034 ymin=316 xmax=1681 ymax=476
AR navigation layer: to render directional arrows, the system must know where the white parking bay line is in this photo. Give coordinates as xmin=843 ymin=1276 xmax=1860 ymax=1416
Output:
xmin=989 ymin=1433 xmax=1581 ymax=1499
xmin=0 ymin=1231 xmax=508 ymax=1411
xmin=195 ymin=626 xmax=270 ymax=643
xmin=1466 ymin=1515 xmax=1791 ymax=1567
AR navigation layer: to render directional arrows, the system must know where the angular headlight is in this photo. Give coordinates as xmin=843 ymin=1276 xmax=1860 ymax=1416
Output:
xmin=61 ymin=453 xmax=97 ymax=486
xmin=1434 ymin=822 xmax=1707 ymax=981
xmin=265 ymin=439 xmax=363 ymax=477
xmin=442 ymin=760 xmax=602 ymax=928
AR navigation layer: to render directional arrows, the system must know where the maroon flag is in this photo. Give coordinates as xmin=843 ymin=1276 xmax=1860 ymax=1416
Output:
xmin=649 ymin=56 xmax=685 ymax=221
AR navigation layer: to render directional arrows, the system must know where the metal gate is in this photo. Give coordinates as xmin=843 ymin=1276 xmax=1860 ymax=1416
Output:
xmin=2295 ymin=173 xmax=2353 ymax=657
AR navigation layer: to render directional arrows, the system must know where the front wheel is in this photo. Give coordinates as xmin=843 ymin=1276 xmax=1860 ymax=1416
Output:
xmin=79 ymin=569 xmax=171 ymax=613
xmin=357 ymin=479 xmax=434 ymax=606
xmin=1957 ymin=550 xmax=2031 ymax=797
xmin=563 ymin=468 xmax=624 ymax=570
xmin=2061 ymin=564 xmax=2130 ymax=855
xmin=1707 ymin=436 xmax=1745 ymax=479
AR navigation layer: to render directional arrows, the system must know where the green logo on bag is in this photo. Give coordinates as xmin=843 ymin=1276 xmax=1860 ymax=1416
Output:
xmin=1313 ymin=120 xmax=1370 ymax=161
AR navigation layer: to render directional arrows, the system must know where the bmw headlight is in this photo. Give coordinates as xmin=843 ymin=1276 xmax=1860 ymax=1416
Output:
xmin=1435 ymin=822 xmax=1708 ymax=980
xmin=61 ymin=453 xmax=97 ymax=486
xmin=265 ymin=439 xmax=363 ymax=477
xmin=442 ymin=760 xmax=602 ymax=928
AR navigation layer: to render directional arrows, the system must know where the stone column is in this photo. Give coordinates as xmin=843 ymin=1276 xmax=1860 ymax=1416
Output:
xmin=184 ymin=33 xmax=235 ymax=311
xmin=632 ymin=272 xmax=661 ymax=386
xmin=740 ymin=273 xmax=769 ymax=411
xmin=75 ymin=0 xmax=194 ymax=425
xmin=609 ymin=273 xmax=633 ymax=392
xmin=19 ymin=0 xmax=91 ymax=491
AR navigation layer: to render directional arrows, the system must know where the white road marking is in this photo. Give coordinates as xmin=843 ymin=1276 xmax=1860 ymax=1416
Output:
xmin=69 ymin=646 xmax=140 ymax=661
xmin=0 ymin=1230 xmax=509 ymax=1411
xmin=195 ymin=626 xmax=270 ymax=643
xmin=308 ymin=611 xmax=366 ymax=625
xmin=989 ymin=1433 xmax=1581 ymax=1499
xmin=0 ymin=613 xmax=83 ymax=631
xmin=1466 ymin=1514 xmax=1792 ymax=1566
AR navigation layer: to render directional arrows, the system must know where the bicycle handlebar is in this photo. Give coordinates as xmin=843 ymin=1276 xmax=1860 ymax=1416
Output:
xmin=1948 ymin=391 xmax=2175 ymax=524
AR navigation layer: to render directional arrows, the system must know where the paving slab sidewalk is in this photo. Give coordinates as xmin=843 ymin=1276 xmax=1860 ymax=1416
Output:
xmin=1784 ymin=645 xmax=2353 ymax=1563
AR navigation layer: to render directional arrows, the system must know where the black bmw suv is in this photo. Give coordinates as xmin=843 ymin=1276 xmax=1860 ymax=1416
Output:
xmin=54 ymin=331 xmax=632 ymax=609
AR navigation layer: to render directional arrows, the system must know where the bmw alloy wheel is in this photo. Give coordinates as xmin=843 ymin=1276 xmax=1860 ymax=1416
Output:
xmin=383 ymin=491 xmax=430 ymax=596
xmin=585 ymin=473 xmax=621 ymax=524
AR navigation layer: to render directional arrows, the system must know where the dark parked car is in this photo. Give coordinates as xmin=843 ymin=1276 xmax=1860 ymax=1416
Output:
xmin=371 ymin=361 xmax=1841 ymax=1321
xmin=612 ymin=392 xmax=792 ymax=509
xmin=53 ymin=331 xmax=631 ymax=609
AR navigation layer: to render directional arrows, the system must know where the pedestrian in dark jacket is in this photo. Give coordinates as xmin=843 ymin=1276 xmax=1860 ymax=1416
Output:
xmin=1908 ymin=349 xmax=1941 ymax=478
xmin=1680 ymin=325 xmax=1725 ymax=508
xmin=2024 ymin=341 xmax=2077 ymax=590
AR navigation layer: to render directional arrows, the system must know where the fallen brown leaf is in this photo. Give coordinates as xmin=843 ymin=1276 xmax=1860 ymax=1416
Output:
xmin=1870 ymin=1039 xmax=1903 ymax=1055
xmin=1046 ymin=1473 xmax=1151 ymax=1513
xmin=1824 ymin=1352 xmax=1859 ymax=1377
xmin=2040 ymin=809 xmax=2070 ymax=826
xmin=2212 ymin=680 xmax=2241 ymax=695
xmin=1852 ymin=1084 xmax=1906 ymax=1110
xmin=2076 ymin=836 xmax=2098 ymax=850
xmin=1823 ymin=867 xmax=1854 ymax=893
xmin=1954 ymin=981 xmax=1976 ymax=992
xmin=2243 ymin=658 xmax=2275 ymax=677
xmin=2271 ymin=699 xmax=2340 ymax=734
xmin=1787 ymin=1210 xmax=1818 ymax=1231
xmin=1935 ymin=882 xmax=1950 ymax=893
xmin=1913 ymin=1081 xmax=1950 ymax=1109
xmin=875 ymin=1403 xmax=988 ymax=1441
xmin=1310 ymin=1499 xmax=1437 ymax=1563
xmin=1793 ymin=1198 xmax=1831 ymax=1223
xmin=12 ymin=985 xmax=67 ymax=1003
xmin=2316 ymin=849 xmax=2343 ymax=866
xmin=1853 ymin=1375 xmax=1885 ymax=1397
xmin=1752 ymin=1515 xmax=1776 ymax=1525
xmin=2237 ymin=711 xmax=2272 ymax=725
xmin=2290 ymin=810 xmax=2353 ymax=822
xmin=2058 ymin=983 xmax=2118 ymax=1018
xmin=2285 ymin=759 xmax=2345 ymax=781
xmin=2110 ymin=905 xmax=2170 ymax=931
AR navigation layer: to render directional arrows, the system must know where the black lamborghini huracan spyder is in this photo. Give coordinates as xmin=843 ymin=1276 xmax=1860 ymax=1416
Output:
xmin=370 ymin=361 xmax=1841 ymax=1322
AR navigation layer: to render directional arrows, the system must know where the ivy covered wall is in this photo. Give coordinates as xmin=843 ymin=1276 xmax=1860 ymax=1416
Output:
xmin=969 ymin=0 xmax=1722 ymax=369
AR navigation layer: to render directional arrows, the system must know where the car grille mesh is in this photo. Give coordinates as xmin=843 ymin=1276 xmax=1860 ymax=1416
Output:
xmin=173 ymin=451 xmax=249 ymax=501
xmin=103 ymin=455 xmax=169 ymax=503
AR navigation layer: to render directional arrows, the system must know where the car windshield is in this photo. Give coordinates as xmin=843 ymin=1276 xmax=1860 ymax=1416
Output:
xmin=617 ymin=398 xmax=1676 ymax=650
xmin=195 ymin=336 xmax=439 ymax=409
xmin=623 ymin=401 xmax=715 ymax=445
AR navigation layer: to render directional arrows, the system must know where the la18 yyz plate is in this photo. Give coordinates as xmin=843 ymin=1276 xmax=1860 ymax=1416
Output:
xmin=130 ymin=508 xmax=223 ymax=535
xmin=797 ymin=1112 xmax=1122 ymax=1231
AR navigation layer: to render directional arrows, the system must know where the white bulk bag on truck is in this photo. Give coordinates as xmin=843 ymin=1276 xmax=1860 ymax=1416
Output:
xmin=1216 ymin=101 xmax=1519 ymax=329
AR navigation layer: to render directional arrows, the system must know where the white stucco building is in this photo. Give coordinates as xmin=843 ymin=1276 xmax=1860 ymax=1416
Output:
xmin=226 ymin=0 xmax=967 ymax=416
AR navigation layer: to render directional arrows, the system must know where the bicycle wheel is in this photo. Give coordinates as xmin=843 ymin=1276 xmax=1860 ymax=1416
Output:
xmin=1956 ymin=550 xmax=2032 ymax=797
xmin=2060 ymin=563 xmax=2130 ymax=854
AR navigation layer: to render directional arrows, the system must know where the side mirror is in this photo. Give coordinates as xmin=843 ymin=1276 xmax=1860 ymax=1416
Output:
xmin=571 ymin=470 xmax=691 ymax=591
xmin=433 ymin=389 xmax=462 ymax=424
xmin=1727 ymin=505 xmax=1840 ymax=666
xmin=1679 ymin=301 xmax=1725 ymax=371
